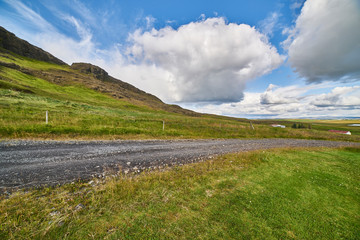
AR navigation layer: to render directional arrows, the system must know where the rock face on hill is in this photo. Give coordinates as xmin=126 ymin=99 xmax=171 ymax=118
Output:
xmin=71 ymin=63 xmax=109 ymax=81
xmin=0 ymin=26 xmax=66 ymax=65
xmin=71 ymin=62 xmax=155 ymax=96
xmin=69 ymin=62 xmax=198 ymax=115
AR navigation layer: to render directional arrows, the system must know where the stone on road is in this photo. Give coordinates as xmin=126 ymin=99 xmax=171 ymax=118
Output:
xmin=0 ymin=139 xmax=358 ymax=192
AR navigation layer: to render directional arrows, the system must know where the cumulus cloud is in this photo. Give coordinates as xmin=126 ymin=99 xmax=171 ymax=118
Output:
xmin=260 ymin=84 xmax=300 ymax=104
xmin=312 ymin=86 xmax=360 ymax=107
xmin=126 ymin=17 xmax=283 ymax=102
xmin=187 ymin=91 xmax=303 ymax=119
xmin=188 ymin=84 xmax=360 ymax=119
xmin=2 ymin=2 xmax=284 ymax=103
xmin=284 ymin=0 xmax=360 ymax=83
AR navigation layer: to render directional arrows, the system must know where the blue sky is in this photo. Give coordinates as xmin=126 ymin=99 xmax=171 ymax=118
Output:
xmin=1 ymin=0 xmax=360 ymax=119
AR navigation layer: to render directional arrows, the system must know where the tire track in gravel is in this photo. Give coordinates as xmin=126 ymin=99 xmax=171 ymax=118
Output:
xmin=0 ymin=139 xmax=359 ymax=192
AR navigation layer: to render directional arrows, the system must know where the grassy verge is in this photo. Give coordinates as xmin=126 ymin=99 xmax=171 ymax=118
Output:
xmin=1 ymin=52 xmax=360 ymax=140
xmin=1 ymin=86 xmax=359 ymax=140
xmin=1 ymin=147 xmax=359 ymax=239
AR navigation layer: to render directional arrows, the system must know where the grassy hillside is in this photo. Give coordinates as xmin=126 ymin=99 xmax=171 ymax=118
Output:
xmin=0 ymin=46 xmax=359 ymax=140
xmin=1 ymin=147 xmax=359 ymax=239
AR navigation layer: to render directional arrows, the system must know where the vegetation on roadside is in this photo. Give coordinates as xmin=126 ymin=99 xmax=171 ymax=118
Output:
xmin=263 ymin=119 xmax=360 ymax=136
xmin=1 ymin=147 xmax=359 ymax=239
xmin=0 ymin=52 xmax=359 ymax=141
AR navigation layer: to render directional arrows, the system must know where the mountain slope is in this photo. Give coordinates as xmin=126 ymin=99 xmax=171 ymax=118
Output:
xmin=0 ymin=26 xmax=254 ymax=139
xmin=0 ymin=26 xmax=196 ymax=115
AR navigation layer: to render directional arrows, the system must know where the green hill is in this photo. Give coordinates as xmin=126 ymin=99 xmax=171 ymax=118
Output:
xmin=0 ymin=26 xmax=358 ymax=141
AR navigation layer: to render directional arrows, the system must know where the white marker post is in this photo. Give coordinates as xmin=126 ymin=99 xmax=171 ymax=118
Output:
xmin=46 ymin=111 xmax=48 ymax=124
xmin=163 ymin=120 xmax=165 ymax=131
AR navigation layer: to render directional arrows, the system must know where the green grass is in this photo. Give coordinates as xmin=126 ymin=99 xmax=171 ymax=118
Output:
xmin=1 ymin=147 xmax=359 ymax=239
xmin=0 ymin=50 xmax=69 ymax=71
xmin=1 ymin=82 xmax=358 ymax=140
xmin=1 ymin=52 xmax=359 ymax=140
xmin=285 ymin=119 xmax=360 ymax=136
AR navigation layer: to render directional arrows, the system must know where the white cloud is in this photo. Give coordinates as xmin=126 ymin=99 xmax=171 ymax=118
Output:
xmin=260 ymin=84 xmax=300 ymax=104
xmin=63 ymin=15 xmax=92 ymax=43
xmin=312 ymin=86 xmax=360 ymax=107
xmin=185 ymin=91 xmax=303 ymax=118
xmin=259 ymin=12 xmax=280 ymax=37
xmin=187 ymin=84 xmax=360 ymax=119
xmin=65 ymin=0 xmax=97 ymax=27
xmin=2 ymin=0 xmax=56 ymax=33
xmin=106 ymin=60 xmax=178 ymax=101
xmin=290 ymin=0 xmax=305 ymax=10
xmin=145 ymin=16 xmax=156 ymax=29
xmin=126 ymin=17 xmax=283 ymax=102
xmin=284 ymin=0 xmax=360 ymax=83
xmin=32 ymin=15 xmax=101 ymax=65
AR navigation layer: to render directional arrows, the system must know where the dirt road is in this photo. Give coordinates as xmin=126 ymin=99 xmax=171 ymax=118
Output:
xmin=1 ymin=139 xmax=358 ymax=192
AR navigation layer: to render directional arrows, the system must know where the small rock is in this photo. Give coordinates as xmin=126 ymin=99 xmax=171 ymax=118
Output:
xmin=126 ymin=162 xmax=131 ymax=166
xmin=75 ymin=203 xmax=85 ymax=211
xmin=50 ymin=211 xmax=60 ymax=217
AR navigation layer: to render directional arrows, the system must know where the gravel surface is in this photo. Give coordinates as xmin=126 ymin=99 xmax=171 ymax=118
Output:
xmin=1 ymin=139 xmax=359 ymax=192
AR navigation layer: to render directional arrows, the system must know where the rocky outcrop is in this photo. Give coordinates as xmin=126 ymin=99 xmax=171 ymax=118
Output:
xmin=0 ymin=26 xmax=66 ymax=65
xmin=71 ymin=63 xmax=109 ymax=81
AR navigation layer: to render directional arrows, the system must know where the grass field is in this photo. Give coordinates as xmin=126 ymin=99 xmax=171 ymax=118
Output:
xmin=1 ymin=85 xmax=359 ymax=140
xmin=1 ymin=52 xmax=359 ymax=141
xmin=282 ymin=119 xmax=360 ymax=136
xmin=1 ymin=147 xmax=359 ymax=239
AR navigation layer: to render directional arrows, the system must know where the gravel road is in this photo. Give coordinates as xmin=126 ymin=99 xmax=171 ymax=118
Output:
xmin=1 ymin=139 xmax=359 ymax=192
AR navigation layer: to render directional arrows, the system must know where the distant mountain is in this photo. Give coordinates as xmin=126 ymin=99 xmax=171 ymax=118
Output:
xmin=0 ymin=26 xmax=197 ymax=115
